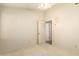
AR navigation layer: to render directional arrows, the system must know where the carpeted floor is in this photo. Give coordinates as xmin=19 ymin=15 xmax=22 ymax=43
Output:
xmin=0 ymin=44 xmax=79 ymax=56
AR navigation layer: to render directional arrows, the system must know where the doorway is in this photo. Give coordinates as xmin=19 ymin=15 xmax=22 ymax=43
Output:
xmin=45 ymin=20 xmax=52 ymax=45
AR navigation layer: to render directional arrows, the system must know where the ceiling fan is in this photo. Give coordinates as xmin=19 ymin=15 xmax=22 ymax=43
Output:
xmin=38 ymin=3 xmax=56 ymax=10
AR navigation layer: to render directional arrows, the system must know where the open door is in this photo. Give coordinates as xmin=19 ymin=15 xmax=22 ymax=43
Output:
xmin=45 ymin=20 xmax=52 ymax=45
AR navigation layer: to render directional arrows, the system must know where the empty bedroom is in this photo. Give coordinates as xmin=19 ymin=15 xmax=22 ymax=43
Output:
xmin=0 ymin=3 xmax=79 ymax=56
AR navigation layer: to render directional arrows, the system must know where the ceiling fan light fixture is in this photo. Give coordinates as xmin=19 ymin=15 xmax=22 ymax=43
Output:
xmin=38 ymin=3 xmax=53 ymax=10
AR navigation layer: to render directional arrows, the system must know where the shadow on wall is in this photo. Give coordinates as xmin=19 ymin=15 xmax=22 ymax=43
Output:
xmin=0 ymin=6 xmax=4 ymax=51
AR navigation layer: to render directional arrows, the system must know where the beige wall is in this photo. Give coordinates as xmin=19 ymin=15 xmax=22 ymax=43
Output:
xmin=1 ymin=3 xmax=79 ymax=52
xmin=45 ymin=3 xmax=79 ymax=50
xmin=0 ymin=7 xmax=45 ymax=51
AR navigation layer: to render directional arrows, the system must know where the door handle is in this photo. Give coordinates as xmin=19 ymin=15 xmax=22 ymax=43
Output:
xmin=37 ymin=33 xmax=40 ymax=35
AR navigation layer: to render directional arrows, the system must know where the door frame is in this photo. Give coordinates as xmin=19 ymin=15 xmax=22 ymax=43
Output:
xmin=45 ymin=20 xmax=52 ymax=44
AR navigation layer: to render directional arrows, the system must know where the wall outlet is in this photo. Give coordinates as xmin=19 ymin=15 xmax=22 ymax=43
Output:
xmin=75 ymin=45 xmax=78 ymax=48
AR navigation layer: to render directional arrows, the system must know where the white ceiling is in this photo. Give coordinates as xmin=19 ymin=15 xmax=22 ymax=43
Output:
xmin=0 ymin=3 xmax=56 ymax=10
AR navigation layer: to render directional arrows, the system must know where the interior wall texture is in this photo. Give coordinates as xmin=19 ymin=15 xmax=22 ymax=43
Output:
xmin=0 ymin=7 xmax=45 ymax=51
xmin=0 ymin=3 xmax=79 ymax=52
xmin=45 ymin=3 xmax=79 ymax=50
